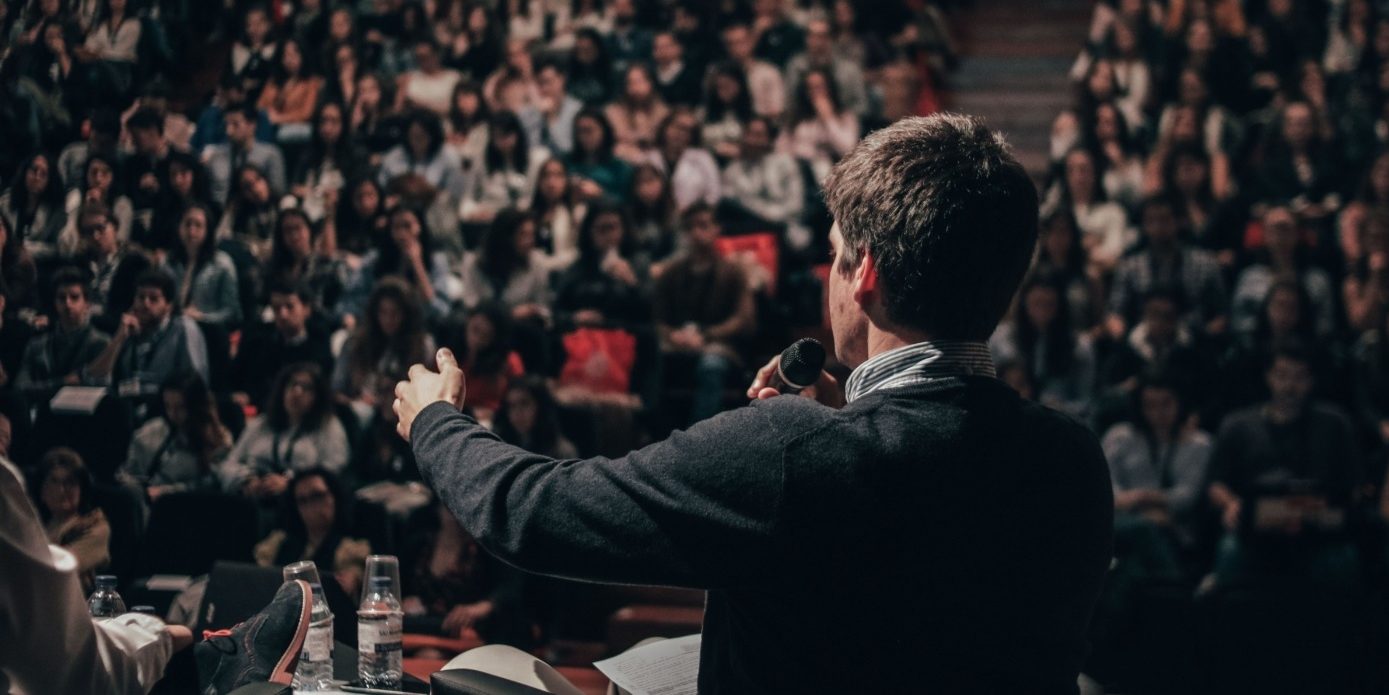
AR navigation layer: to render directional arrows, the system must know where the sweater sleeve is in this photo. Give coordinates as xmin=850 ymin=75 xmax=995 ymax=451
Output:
xmin=410 ymin=399 xmax=822 ymax=589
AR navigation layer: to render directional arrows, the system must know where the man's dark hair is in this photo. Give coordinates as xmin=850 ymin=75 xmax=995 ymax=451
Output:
xmin=134 ymin=268 xmax=177 ymax=304
xmin=823 ymin=114 xmax=1039 ymax=340
xmin=267 ymin=279 xmax=314 ymax=305
xmin=226 ymin=101 xmax=259 ymax=124
xmin=51 ymin=266 xmax=90 ymax=301
xmin=680 ymin=201 xmax=717 ymax=229
xmin=127 ymin=107 xmax=164 ymax=134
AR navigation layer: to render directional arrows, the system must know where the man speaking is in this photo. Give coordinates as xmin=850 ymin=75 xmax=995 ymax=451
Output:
xmin=394 ymin=114 xmax=1114 ymax=693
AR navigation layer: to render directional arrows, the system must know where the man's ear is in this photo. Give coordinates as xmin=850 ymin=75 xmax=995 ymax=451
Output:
xmin=852 ymin=250 xmax=878 ymax=306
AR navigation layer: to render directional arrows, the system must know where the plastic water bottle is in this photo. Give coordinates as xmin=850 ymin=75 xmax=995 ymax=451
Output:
xmin=282 ymin=562 xmax=335 ymax=691
xmin=357 ymin=575 xmax=403 ymax=688
xmin=88 ymin=575 xmax=127 ymax=619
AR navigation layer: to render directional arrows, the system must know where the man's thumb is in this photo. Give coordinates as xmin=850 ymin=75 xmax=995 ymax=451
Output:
xmin=437 ymin=347 xmax=459 ymax=370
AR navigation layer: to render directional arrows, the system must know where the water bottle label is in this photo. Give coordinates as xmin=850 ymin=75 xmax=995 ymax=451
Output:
xmin=358 ymin=615 xmax=402 ymax=654
xmin=303 ymin=624 xmax=333 ymax=663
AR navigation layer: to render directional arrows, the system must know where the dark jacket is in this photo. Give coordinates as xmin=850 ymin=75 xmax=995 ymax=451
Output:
xmin=411 ymin=376 xmax=1113 ymax=694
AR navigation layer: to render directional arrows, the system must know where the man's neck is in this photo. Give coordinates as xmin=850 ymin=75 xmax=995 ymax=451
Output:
xmin=280 ymin=325 xmax=308 ymax=343
xmin=1267 ymin=401 xmax=1305 ymax=425
xmin=860 ymin=325 xmax=933 ymax=367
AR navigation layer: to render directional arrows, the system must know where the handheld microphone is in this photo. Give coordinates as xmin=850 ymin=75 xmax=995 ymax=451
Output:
xmin=769 ymin=338 xmax=827 ymax=395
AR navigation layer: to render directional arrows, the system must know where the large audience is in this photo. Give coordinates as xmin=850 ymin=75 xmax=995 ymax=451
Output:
xmin=2 ymin=0 xmax=1388 ymax=684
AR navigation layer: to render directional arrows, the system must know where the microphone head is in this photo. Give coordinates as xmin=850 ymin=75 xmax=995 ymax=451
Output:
xmin=777 ymin=338 xmax=827 ymax=389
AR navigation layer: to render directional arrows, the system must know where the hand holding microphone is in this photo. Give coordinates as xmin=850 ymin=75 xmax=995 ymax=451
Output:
xmin=747 ymin=338 xmax=843 ymax=408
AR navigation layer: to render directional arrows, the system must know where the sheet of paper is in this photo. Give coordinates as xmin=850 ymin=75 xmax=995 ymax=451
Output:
xmin=594 ymin=634 xmax=701 ymax=695
xmin=49 ymin=386 xmax=107 ymax=414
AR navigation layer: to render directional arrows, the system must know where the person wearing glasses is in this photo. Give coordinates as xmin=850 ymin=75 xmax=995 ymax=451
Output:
xmin=16 ymin=266 xmax=110 ymax=400
xmin=76 ymin=201 xmax=152 ymax=335
xmin=254 ymin=467 xmax=370 ymax=597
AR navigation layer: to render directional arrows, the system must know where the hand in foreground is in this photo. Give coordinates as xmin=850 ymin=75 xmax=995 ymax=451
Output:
xmin=747 ymin=354 xmax=844 ymax=408
xmin=394 ymin=348 xmax=466 ymax=442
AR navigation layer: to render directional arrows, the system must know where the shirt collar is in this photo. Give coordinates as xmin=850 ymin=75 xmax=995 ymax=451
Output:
xmin=844 ymin=340 xmax=996 ymax=403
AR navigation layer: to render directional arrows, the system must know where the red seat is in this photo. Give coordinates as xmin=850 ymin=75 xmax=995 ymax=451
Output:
xmin=715 ymin=232 xmax=780 ymax=295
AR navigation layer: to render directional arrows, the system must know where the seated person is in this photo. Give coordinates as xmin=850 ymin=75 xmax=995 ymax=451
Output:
xmin=1207 ymin=340 xmax=1363 ymax=589
xmin=402 ymin=500 xmax=528 ymax=645
xmin=1105 ymin=196 xmax=1227 ymax=340
xmin=86 ymin=269 xmax=211 ymax=397
xmin=78 ymin=201 xmax=152 ymax=335
xmin=16 ymin=267 xmax=110 ymax=399
xmin=1102 ymin=370 xmax=1212 ymax=576
xmin=552 ymin=201 xmax=652 ymax=330
xmin=333 ymin=277 xmax=436 ymax=425
xmin=719 ymin=116 xmax=806 ymax=245
xmin=222 ymin=363 xmax=350 ymax=499
xmin=494 ymin=376 xmax=578 ymax=460
xmin=230 ymin=281 xmax=334 ymax=412
xmin=254 ymin=468 xmax=370 ymax=597
xmin=160 ymin=202 xmax=242 ymax=328
xmin=442 ymin=304 xmax=526 ymax=421
xmin=202 ymin=101 xmax=287 ymax=207
xmin=989 ymin=274 xmax=1096 ymax=419
xmin=653 ymin=203 xmax=755 ymax=424
xmin=32 ymin=447 xmax=110 ymax=591
xmin=118 ymin=372 xmax=232 ymax=502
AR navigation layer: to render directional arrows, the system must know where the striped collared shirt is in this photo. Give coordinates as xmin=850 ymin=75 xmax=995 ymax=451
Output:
xmin=844 ymin=340 xmax=997 ymax=403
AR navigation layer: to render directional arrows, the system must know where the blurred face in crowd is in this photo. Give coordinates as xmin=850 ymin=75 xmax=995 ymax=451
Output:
xmin=833 ymin=0 xmax=855 ymax=29
xmin=504 ymin=387 xmax=538 ymax=437
xmin=465 ymin=311 xmax=496 ymax=355
xmin=162 ymin=387 xmax=188 ymax=430
xmin=131 ymin=122 xmax=163 ymax=154
xmin=514 ymin=219 xmax=537 ymax=256
xmin=1141 ymin=202 xmax=1178 ymax=249
xmin=270 ymin=291 xmax=311 ymax=337
xmin=86 ymin=158 xmax=114 ymax=195
xmin=1043 ymin=215 xmax=1077 ymax=263
xmin=1267 ymin=356 xmax=1313 ymax=412
xmin=685 ymin=208 xmax=720 ymax=252
xmin=1094 ymin=104 xmax=1121 ymax=143
xmin=1173 ymin=153 xmax=1208 ymax=195
xmin=1112 ymin=21 xmax=1138 ymax=56
xmin=179 ymin=207 xmax=208 ymax=254
xmin=714 ymin=72 xmax=741 ymax=105
xmin=575 ymin=115 xmax=603 ymax=155
xmin=591 ymin=211 xmax=624 ymax=253
xmin=1141 ymin=296 xmax=1180 ymax=344
xmin=468 ymin=6 xmax=489 ymax=33
xmin=662 ymin=114 xmax=694 ymax=154
xmin=225 ymin=110 xmax=255 ymax=146
xmin=624 ymin=66 xmax=654 ymax=103
xmin=1263 ymin=207 xmax=1299 ymax=258
xmin=390 ymin=208 xmax=422 ymax=248
xmin=806 ymin=19 xmax=832 ymax=58
xmin=740 ymin=118 xmax=772 ymax=158
xmin=1281 ymin=102 xmax=1315 ymax=149
xmin=245 ymin=8 xmax=270 ymax=45
xmin=170 ymin=161 xmax=195 ymax=197
xmin=240 ymin=168 xmax=272 ymax=204
xmin=1086 ymin=60 xmax=1115 ymax=101
xmin=1170 ymin=106 xmax=1200 ymax=144
xmin=281 ymin=40 xmax=303 ymax=76
xmin=611 ymin=0 xmax=635 ymax=24
xmin=407 ymin=122 xmax=432 ymax=159
xmin=282 ymin=370 xmax=317 ymax=422
xmin=1186 ymin=20 xmax=1213 ymax=53
xmin=537 ymin=65 xmax=565 ymax=102
xmin=1022 ymin=284 xmax=1060 ymax=330
xmin=25 ymin=155 xmax=49 ymax=196
xmin=723 ymin=26 xmax=754 ymax=63
xmin=538 ymin=160 xmax=567 ymax=202
xmin=83 ymin=212 xmax=118 ymax=257
xmin=357 ymin=74 xmax=382 ymax=109
xmin=40 ymin=463 xmax=81 ymax=519
xmin=293 ymin=475 xmax=336 ymax=538
xmin=353 ymin=181 xmax=381 ymax=217
xmin=415 ymin=43 xmax=441 ymax=73
xmin=574 ymin=34 xmax=599 ymax=64
xmin=653 ymin=33 xmax=681 ymax=66
xmin=334 ymin=43 xmax=356 ymax=74
xmin=505 ymin=39 xmax=532 ymax=72
xmin=133 ymin=284 xmax=172 ymax=328
xmin=280 ymin=213 xmax=313 ymax=258
xmin=1064 ymin=150 xmax=1096 ymax=201
xmin=635 ymin=168 xmax=664 ymax=205
xmin=376 ymin=296 xmax=404 ymax=336
xmin=53 ymin=283 xmax=89 ymax=330
xmin=1140 ymin=385 xmax=1181 ymax=435
xmin=492 ymin=124 xmax=519 ymax=155
xmin=1178 ymin=69 xmax=1207 ymax=106
xmin=1266 ymin=286 xmax=1301 ymax=337
xmin=317 ymin=103 xmax=344 ymax=144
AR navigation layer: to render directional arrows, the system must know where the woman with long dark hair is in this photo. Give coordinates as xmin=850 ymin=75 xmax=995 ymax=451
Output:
xmin=1043 ymin=146 xmax=1134 ymax=273
xmin=1231 ymin=205 xmax=1336 ymax=338
xmin=989 ymin=273 xmax=1096 ymax=418
xmin=605 ymin=63 xmax=669 ymax=163
xmin=341 ymin=205 xmax=459 ymax=318
xmin=1034 ymin=209 xmax=1102 ymax=332
xmin=329 ymin=177 xmax=389 ymax=258
xmin=333 ymin=275 xmax=435 ymax=424
xmin=458 ymin=207 xmax=552 ymax=315
xmin=530 ymin=157 xmax=585 ymax=270
xmin=650 ymin=110 xmax=719 ymax=211
xmin=258 ymin=37 xmax=324 ymax=138
xmin=59 ymin=152 xmax=133 ymax=255
xmin=291 ymin=101 xmax=363 ymax=219
xmin=267 ymin=208 xmax=348 ymax=321
xmin=553 ymin=200 xmax=649 ymax=329
xmin=494 ymin=375 xmax=576 ymax=458
xmin=440 ymin=302 xmax=525 ymax=419
xmin=0 ymin=153 xmax=67 ymax=257
xmin=161 ymin=202 xmax=241 ymax=327
xmin=255 ymin=467 xmax=370 ymax=596
xmin=1345 ymin=206 xmax=1389 ymax=333
xmin=377 ymin=108 xmax=468 ymax=199
xmin=119 ymin=372 xmax=232 ymax=500
xmin=460 ymin=110 xmax=548 ymax=222
xmin=700 ymin=61 xmax=754 ymax=161
xmin=564 ymin=107 xmax=633 ymax=201
xmin=565 ymin=27 xmax=612 ymax=105
xmin=224 ymin=362 xmax=349 ymax=497
xmin=149 ymin=150 xmax=212 ymax=252
xmin=780 ymin=67 xmax=859 ymax=183
xmin=446 ymin=78 xmax=491 ymax=163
